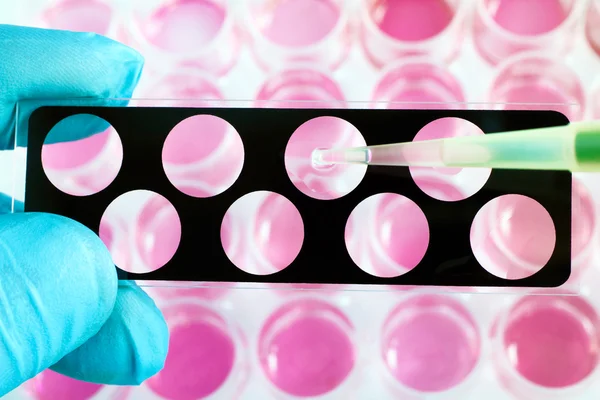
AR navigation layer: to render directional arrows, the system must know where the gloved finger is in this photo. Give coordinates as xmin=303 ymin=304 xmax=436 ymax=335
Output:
xmin=51 ymin=283 xmax=169 ymax=385
xmin=0 ymin=24 xmax=144 ymax=150
xmin=0 ymin=212 xmax=118 ymax=396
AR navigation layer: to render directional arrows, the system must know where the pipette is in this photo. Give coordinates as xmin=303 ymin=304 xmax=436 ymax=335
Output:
xmin=311 ymin=120 xmax=600 ymax=172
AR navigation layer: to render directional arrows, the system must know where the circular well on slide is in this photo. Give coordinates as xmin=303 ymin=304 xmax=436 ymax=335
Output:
xmin=470 ymin=194 xmax=556 ymax=280
xmin=99 ymin=190 xmax=182 ymax=274
xmin=41 ymin=114 xmax=123 ymax=197
xmin=345 ymin=193 xmax=429 ymax=278
xmin=162 ymin=114 xmax=244 ymax=198
xmin=284 ymin=116 xmax=367 ymax=200
xmin=409 ymin=117 xmax=491 ymax=202
xmin=221 ymin=191 xmax=304 ymax=275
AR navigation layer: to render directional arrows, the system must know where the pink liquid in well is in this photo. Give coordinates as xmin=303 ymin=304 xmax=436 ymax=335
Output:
xmin=221 ymin=191 xmax=304 ymax=275
xmin=485 ymin=0 xmax=569 ymax=36
xmin=26 ymin=370 xmax=103 ymax=400
xmin=41 ymin=116 xmax=123 ymax=197
xmin=572 ymin=179 xmax=595 ymax=270
xmin=148 ymin=304 xmax=236 ymax=399
xmin=587 ymin=0 xmax=600 ymax=57
xmin=256 ymin=68 xmax=346 ymax=109
xmin=141 ymin=0 xmax=226 ymax=52
xmin=369 ymin=0 xmax=455 ymax=41
xmin=372 ymin=62 xmax=465 ymax=109
xmin=259 ymin=299 xmax=355 ymax=397
xmin=99 ymin=190 xmax=181 ymax=274
xmin=499 ymin=296 xmax=600 ymax=388
xmin=255 ymin=0 xmax=340 ymax=47
xmin=345 ymin=193 xmax=429 ymax=277
xmin=42 ymin=0 xmax=112 ymax=35
xmin=284 ymin=117 xmax=367 ymax=200
xmin=470 ymin=195 xmax=556 ymax=280
xmin=382 ymin=295 xmax=480 ymax=392
xmin=489 ymin=57 xmax=585 ymax=121
xmin=162 ymin=115 xmax=244 ymax=198
xmin=142 ymin=71 xmax=224 ymax=103
xmin=410 ymin=118 xmax=491 ymax=201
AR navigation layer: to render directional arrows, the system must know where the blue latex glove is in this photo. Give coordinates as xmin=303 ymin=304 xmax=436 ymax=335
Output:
xmin=0 ymin=25 xmax=169 ymax=396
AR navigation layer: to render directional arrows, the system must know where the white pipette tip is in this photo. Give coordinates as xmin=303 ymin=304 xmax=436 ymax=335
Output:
xmin=311 ymin=147 xmax=371 ymax=167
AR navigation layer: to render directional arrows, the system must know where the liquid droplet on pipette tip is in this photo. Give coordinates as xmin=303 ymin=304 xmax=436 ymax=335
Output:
xmin=311 ymin=147 xmax=370 ymax=167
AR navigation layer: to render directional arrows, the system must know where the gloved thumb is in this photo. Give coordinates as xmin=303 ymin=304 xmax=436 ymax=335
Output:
xmin=0 ymin=212 xmax=118 ymax=396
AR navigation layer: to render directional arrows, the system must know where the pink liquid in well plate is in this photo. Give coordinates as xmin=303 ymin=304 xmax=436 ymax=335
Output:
xmin=284 ymin=117 xmax=367 ymax=200
xmin=255 ymin=68 xmax=346 ymax=109
xmin=26 ymin=370 xmax=103 ymax=400
xmin=587 ymin=0 xmax=600 ymax=57
xmin=42 ymin=0 xmax=112 ymax=35
xmin=486 ymin=0 xmax=569 ymax=36
xmin=256 ymin=0 xmax=341 ymax=47
xmin=498 ymin=296 xmax=600 ymax=389
xmin=162 ymin=115 xmax=244 ymax=198
xmin=410 ymin=118 xmax=491 ymax=201
xmin=142 ymin=70 xmax=224 ymax=104
xmin=489 ymin=56 xmax=585 ymax=121
xmin=221 ymin=191 xmax=304 ymax=275
xmin=369 ymin=0 xmax=455 ymax=41
xmin=372 ymin=61 xmax=465 ymax=109
xmin=470 ymin=195 xmax=556 ymax=280
xmin=148 ymin=304 xmax=237 ymax=399
xmin=382 ymin=295 xmax=480 ymax=393
xmin=141 ymin=0 xmax=226 ymax=53
xmin=345 ymin=193 xmax=429 ymax=277
xmin=259 ymin=299 xmax=355 ymax=397
xmin=571 ymin=178 xmax=596 ymax=273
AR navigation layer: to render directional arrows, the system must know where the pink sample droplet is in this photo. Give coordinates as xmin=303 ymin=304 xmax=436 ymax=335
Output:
xmin=284 ymin=117 xmax=367 ymax=200
xmin=255 ymin=0 xmax=341 ymax=47
xmin=142 ymin=0 xmax=226 ymax=53
xmin=345 ymin=193 xmax=429 ymax=277
xmin=259 ymin=299 xmax=355 ymax=397
xmin=162 ymin=115 xmax=244 ymax=198
xmin=496 ymin=295 xmax=600 ymax=390
xmin=369 ymin=0 xmax=454 ymax=42
xmin=147 ymin=304 xmax=237 ymax=399
xmin=410 ymin=118 xmax=491 ymax=201
xmin=136 ymin=194 xmax=183 ymax=272
xmin=26 ymin=370 xmax=103 ymax=400
xmin=42 ymin=0 xmax=113 ymax=35
xmin=255 ymin=193 xmax=305 ymax=270
xmin=487 ymin=0 xmax=569 ymax=36
xmin=382 ymin=295 xmax=480 ymax=393
xmin=470 ymin=195 xmax=556 ymax=280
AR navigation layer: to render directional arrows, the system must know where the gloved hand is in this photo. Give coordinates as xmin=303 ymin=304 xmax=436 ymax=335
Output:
xmin=0 ymin=25 xmax=169 ymax=396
